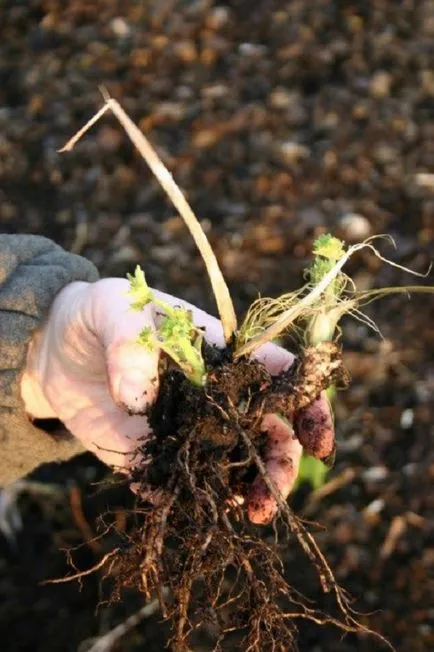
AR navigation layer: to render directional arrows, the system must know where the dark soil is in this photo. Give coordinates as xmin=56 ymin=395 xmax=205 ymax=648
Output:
xmin=0 ymin=1 xmax=433 ymax=651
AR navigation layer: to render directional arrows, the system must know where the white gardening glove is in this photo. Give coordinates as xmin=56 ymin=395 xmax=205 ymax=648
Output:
xmin=21 ymin=278 xmax=332 ymax=524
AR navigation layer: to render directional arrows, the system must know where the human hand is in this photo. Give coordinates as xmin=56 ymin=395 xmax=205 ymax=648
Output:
xmin=21 ymin=278 xmax=333 ymax=524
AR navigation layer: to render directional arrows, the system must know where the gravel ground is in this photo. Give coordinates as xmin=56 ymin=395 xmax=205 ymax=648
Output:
xmin=0 ymin=1 xmax=433 ymax=651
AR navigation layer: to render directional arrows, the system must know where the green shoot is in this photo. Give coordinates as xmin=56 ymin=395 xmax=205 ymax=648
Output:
xmin=127 ymin=266 xmax=153 ymax=311
xmin=236 ymin=234 xmax=432 ymax=358
xmin=296 ymin=454 xmax=328 ymax=491
xmin=237 ymin=233 xmax=432 ymax=489
xmin=312 ymin=233 xmax=346 ymax=261
xmin=127 ymin=266 xmax=206 ymax=386
xmin=308 ymin=234 xmax=348 ymax=300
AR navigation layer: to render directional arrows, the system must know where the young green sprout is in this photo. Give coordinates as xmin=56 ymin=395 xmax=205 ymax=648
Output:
xmin=305 ymin=234 xmax=348 ymax=344
xmin=127 ymin=266 xmax=206 ymax=386
xmin=237 ymin=233 xmax=432 ymax=487
xmin=237 ymin=233 xmax=432 ymax=358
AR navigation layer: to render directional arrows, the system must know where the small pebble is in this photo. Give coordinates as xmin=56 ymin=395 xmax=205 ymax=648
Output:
xmin=370 ymin=71 xmax=392 ymax=98
xmin=403 ymin=463 xmax=418 ymax=477
xmin=202 ymin=84 xmax=229 ymax=99
xmin=414 ymin=173 xmax=434 ymax=189
xmin=155 ymin=102 xmax=186 ymax=121
xmin=339 ymin=434 xmax=363 ymax=452
xmin=239 ymin=43 xmax=267 ymax=57
xmin=174 ymin=41 xmax=198 ymax=63
xmin=110 ymin=17 xmax=131 ymax=38
xmin=363 ymin=498 xmax=385 ymax=516
xmin=421 ymin=70 xmax=434 ymax=96
xmin=362 ymin=466 xmax=389 ymax=483
xmin=339 ymin=213 xmax=372 ymax=241
xmin=373 ymin=144 xmax=399 ymax=164
xmin=0 ymin=202 xmax=17 ymax=221
xmin=269 ymin=87 xmax=293 ymax=109
xmin=110 ymin=245 xmax=139 ymax=263
xmin=206 ymin=6 xmax=230 ymax=30
xmin=278 ymin=141 xmax=310 ymax=165
xmin=400 ymin=409 xmax=414 ymax=429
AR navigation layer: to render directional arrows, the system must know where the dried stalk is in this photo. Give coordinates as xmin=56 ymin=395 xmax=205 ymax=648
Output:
xmin=59 ymin=92 xmax=237 ymax=343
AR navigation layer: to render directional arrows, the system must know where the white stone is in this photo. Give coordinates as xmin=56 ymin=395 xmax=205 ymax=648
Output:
xmin=110 ymin=17 xmax=131 ymax=38
xmin=339 ymin=213 xmax=372 ymax=241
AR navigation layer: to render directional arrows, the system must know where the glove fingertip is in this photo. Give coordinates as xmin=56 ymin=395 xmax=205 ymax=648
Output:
xmin=117 ymin=373 xmax=156 ymax=413
xmin=247 ymin=480 xmax=278 ymax=525
xmin=295 ymin=394 xmax=335 ymax=460
xmin=107 ymin=343 xmax=160 ymax=413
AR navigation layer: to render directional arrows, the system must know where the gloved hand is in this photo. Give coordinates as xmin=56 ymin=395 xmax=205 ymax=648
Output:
xmin=21 ymin=278 xmax=332 ymax=524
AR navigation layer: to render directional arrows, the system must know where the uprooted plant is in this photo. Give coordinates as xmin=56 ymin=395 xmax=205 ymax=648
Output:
xmin=55 ymin=93 xmax=433 ymax=651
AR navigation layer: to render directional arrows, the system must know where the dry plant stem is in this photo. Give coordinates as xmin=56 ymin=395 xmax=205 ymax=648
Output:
xmin=84 ymin=593 xmax=167 ymax=652
xmin=59 ymin=103 xmax=111 ymax=147
xmin=59 ymin=94 xmax=237 ymax=343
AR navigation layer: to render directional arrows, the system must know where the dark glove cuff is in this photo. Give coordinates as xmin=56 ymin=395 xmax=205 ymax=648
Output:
xmin=0 ymin=234 xmax=99 ymax=410
xmin=0 ymin=235 xmax=99 ymax=484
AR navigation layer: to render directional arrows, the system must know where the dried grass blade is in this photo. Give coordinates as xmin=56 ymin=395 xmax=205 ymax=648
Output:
xmin=59 ymin=96 xmax=237 ymax=342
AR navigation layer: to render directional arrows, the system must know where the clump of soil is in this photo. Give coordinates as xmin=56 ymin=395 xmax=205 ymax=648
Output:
xmin=111 ymin=342 xmax=371 ymax=651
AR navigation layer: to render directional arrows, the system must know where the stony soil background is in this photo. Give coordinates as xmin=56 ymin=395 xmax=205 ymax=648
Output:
xmin=0 ymin=1 xmax=433 ymax=651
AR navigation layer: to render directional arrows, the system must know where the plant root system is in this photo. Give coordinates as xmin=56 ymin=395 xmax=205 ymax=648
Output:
xmin=109 ymin=343 xmax=386 ymax=651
